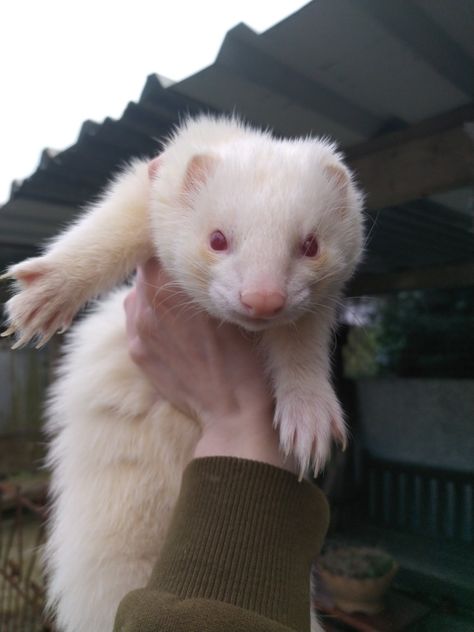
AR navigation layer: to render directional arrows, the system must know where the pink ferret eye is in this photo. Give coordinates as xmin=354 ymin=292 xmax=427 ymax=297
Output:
xmin=301 ymin=234 xmax=319 ymax=258
xmin=210 ymin=230 xmax=228 ymax=251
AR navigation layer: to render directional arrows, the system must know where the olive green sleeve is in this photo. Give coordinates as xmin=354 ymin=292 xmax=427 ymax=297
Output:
xmin=114 ymin=457 xmax=329 ymax=632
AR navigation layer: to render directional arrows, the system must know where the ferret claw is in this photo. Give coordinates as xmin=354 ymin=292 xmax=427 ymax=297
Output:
xmin=35 ymin=338 xmax=47 ymax=350
xmin=35 ymin=329 xmax=56 ymax=349
xmin=11 ymin=333 xmax=32 ymax=350
xmin=1 ymin=326 xmax=16 ymax=338
xmin=57 ymin=322 xmax=70 ymax=335
xmin=0 ymin=272 xmax=11 ymax=282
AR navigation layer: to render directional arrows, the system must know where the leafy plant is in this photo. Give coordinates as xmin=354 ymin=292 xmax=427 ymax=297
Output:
xmin=376 ymin=287 xmax=474 ymax=378
xmin=342 ymin=287 xmax=474 ymax=379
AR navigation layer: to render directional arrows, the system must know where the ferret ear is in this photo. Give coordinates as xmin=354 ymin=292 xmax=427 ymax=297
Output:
xmin=182 ymin=153 xmax=217 ymax=194
xmin=323 ymin=163 xmax=350 ymax=193
xmin=148 ymin=156 xmax=161 ymax=180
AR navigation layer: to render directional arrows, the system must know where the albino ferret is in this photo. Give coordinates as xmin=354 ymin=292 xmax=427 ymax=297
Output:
xmin=2 ymin=116 xmax=364 ymax=632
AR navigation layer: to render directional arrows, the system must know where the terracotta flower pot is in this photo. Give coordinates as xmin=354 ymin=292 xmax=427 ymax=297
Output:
xmin=318 ymin=547 xmax=398 ymax=615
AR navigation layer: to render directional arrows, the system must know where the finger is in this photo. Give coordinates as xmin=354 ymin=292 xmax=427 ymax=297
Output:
xmin=137 ymin=259 xmax=177 ymax=309
xmin=140 ymin=261 xmax=194 ymax=317
xmin=135 ymin=260 xmax=169 ymax=314
xmin=136 ymin=258 xmax=160 ymax=305
xmin=123 ymin=287 xmax=138 ymax=340
xmin=123 ymin=287 xmax=137 ymax=314
xmin=140 ymin=257 xmax=161 ymax=282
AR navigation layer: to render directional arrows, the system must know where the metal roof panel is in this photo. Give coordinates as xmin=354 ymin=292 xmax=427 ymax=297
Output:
xmin=1 ymin=1 xmax=473 ymax=291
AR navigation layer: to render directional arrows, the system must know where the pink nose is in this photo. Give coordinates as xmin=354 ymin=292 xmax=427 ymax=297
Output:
xmin=240 ymin=290 xmax=286 ymax=318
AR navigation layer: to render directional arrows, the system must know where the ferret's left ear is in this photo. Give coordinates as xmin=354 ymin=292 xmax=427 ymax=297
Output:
xmin=183 ymin=153 xmax=217 ymax=194
xmin=323 ymin=163 xmax=350 ymax=194
xmin=148 ymin=156 xmax=161 ymax=180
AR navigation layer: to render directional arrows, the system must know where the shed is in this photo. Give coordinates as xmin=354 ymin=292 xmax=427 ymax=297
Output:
xmin=1 ymin=1 xmax=474 ymax=294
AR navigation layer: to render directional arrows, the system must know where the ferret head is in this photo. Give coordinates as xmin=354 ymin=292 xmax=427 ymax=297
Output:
xmin=150 ymin=129 xmax=364 ymax=331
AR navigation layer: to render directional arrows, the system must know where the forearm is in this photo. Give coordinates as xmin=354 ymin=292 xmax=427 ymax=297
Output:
xmin=47 ymin=158 xmax=153 ymax=292
xmin=114 ymin=457 xmax=329 ymax=632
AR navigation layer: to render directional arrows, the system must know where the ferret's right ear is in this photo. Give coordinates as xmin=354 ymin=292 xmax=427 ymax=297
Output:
xmin=323 ymin=163 xmax=350 ymax=193
xmin=148 ymin=156 xmax=161 ymax=180
xmin=183 ymin=154 xmax=217 ymax=194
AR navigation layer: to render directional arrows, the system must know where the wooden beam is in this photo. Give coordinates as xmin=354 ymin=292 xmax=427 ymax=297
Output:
xmin=346 ymin=104 xmax=474 ymax=159
xmin=350 ymin=122 xmax=474 ymax=210
xmin=349 ymin=262 xmax=474 ymax=295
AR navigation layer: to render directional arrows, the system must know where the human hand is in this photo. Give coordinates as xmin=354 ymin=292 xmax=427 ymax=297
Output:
xmin=124 ymin=259 xmax=296 ymax=472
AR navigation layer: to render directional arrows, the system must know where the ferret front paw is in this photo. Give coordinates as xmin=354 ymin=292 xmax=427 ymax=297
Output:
xmin=1 ymin=257 xmax=76 ymax=348
xmin=275 ymin=385 xmax=347 ymax=478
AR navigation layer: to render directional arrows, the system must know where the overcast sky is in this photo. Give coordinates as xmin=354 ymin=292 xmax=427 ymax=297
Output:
xmin=0 ymin=0 xmax=307 ymax=204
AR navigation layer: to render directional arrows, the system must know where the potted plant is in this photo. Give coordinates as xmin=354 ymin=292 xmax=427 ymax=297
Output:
xmin=317 ymin=546 xmax=398 ymax=614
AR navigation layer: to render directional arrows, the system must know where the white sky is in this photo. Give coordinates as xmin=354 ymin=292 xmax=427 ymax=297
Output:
xmin=0 ymin=0 xmax=307 ymax=205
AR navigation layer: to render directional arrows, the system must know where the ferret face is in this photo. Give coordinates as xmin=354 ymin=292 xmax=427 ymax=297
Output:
xmin=153 ymin=139 xmax=364 ymax=331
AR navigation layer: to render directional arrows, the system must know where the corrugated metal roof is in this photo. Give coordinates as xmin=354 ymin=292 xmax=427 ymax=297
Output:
xmin=1 ymin=0 xmax=473 ymax=293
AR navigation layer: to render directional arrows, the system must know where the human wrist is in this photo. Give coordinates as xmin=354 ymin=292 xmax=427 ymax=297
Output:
xmin=194 ymin=410 xmax=298 ymax=475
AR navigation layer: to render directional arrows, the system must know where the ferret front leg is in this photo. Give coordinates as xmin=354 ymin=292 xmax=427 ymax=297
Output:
xmin=2 ymin=159 xmax=154 ymax=348
xmin=263 ymin=314 xmax=347 ymax=478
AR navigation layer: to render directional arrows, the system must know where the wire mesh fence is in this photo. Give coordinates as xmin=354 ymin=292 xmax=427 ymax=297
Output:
xmin=0 ymin=482 xmax=55 ymax=631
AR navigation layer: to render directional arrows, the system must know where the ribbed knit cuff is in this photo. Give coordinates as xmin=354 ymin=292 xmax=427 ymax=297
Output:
xmin=149 ymin=457 xmax=329 ymax=630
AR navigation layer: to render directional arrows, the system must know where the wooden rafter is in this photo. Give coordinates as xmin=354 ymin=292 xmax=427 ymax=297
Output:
xmin=349 ymin=122 xmax=474 ymax=211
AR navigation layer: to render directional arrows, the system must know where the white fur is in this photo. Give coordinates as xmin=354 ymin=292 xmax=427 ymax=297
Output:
xmin=3 ymin=115 xmax=364 ymax=631
xmin=44 ymin=289 xmax=200 ymax=631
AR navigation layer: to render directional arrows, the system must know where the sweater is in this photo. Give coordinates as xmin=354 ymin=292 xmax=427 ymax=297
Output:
xmin=114 ymin=457 xmax=329 ymax=632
